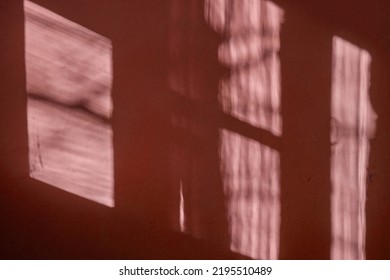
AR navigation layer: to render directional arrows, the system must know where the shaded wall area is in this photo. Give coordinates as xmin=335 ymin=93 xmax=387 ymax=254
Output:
xmin=0 ymin=0 xmax=389 ymax=259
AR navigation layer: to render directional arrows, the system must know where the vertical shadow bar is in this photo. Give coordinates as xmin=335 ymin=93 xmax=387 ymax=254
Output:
xmin=279 ymin=7 xmax=332 ymax=259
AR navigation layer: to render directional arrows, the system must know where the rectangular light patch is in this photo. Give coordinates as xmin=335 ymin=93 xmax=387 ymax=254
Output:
xmin=25 ymin=0 xmax=114 ymax=207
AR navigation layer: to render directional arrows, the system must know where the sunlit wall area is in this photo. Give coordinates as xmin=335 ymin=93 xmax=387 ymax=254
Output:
xmin=206 ymin=0 xmax=283 ymax=259
xmin=331 ymin=36 xmax=377 ymax=259
xmin=24 ymin=0 xmax=114 ymax=207
xmin=206 ymin=0 xmax=283 ymax=136
xmin=220 ymin=130 xmax=280 ymax=259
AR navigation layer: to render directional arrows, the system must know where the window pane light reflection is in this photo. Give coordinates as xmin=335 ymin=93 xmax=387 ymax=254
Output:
xmin=331 ymin=37 xmax=377 ymax=259
xmin=24 ymin=0 xmax=114 ymax=207
xmin=220 ymin=131 xmax=280 ymax=259
xmin=206 ymin=0 xmax=283 ymax=137
xmin=206 ymin=0 xmax=283 ymax=259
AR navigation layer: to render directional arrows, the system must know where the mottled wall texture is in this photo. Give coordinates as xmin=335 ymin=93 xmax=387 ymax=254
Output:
xmin=0 ymin=0 xmax=389 ymax=259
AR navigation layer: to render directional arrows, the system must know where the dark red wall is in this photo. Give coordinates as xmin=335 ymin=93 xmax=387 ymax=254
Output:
xmin=0 ymin=0 xmax=389 ymax=259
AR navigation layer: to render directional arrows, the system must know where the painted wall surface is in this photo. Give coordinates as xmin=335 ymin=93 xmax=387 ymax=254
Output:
xmin=0 ymin=0 xmax=389 ymax=259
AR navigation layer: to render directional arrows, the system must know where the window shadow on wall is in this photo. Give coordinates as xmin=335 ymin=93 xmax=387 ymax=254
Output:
xmin=1 ymin=0 xmax=388 ymax=260
xmin=168 ymin=0 xmax=283 ymax=259
xmin=24 ymin=0 xmax=115 ymax=208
